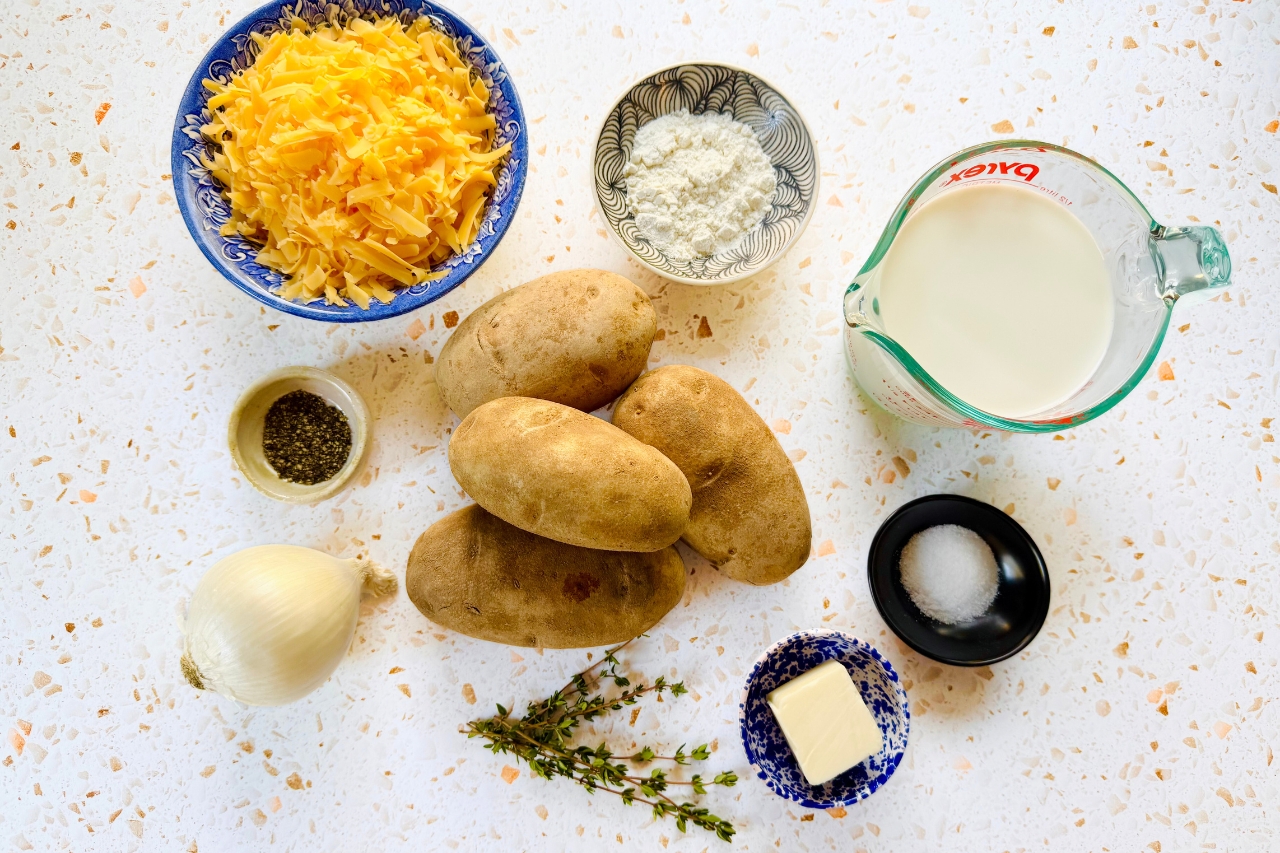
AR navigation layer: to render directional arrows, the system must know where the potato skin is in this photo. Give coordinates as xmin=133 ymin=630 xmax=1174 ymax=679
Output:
xmin=435 ymin=269 xmax=657 ymax=418
xmin=405 ymin=505 xmax=686 ymax=648
xmin=449 ymin=397 xmax=692 ymax=552
xmin=612 ymin=365 xmax=811 ymax=585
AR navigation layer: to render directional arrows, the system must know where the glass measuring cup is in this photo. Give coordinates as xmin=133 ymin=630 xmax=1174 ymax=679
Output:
xmin=843 ymin=140 xmax=1231 ymax=432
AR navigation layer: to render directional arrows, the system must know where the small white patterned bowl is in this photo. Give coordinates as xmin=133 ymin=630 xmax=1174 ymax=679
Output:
xmin=593 ymin=63 xmax=818 ymax=285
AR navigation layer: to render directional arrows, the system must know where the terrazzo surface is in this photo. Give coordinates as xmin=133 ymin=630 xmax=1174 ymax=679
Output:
xmin=2 ymin=1 xmax=1279 ymax=850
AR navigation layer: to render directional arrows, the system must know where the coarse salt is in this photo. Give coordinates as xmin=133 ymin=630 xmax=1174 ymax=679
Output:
xmin=899 ymin=524 xmax=999 ymax=624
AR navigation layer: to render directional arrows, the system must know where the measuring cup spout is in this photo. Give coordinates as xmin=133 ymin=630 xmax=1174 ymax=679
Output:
xmin=1152 ymin=224 xmax=1231 ymax=305
xmin=843 ymin=284 xmax=882 ymax=331
xmin=843 ymin=288 xmax=868 ymax=328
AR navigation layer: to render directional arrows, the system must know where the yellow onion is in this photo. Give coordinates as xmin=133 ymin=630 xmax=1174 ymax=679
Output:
xmin=181 ymin=545 xmax=396 ymax=706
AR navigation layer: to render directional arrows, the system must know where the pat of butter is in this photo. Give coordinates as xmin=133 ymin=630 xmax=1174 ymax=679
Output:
xmin=766 ymin=659 xmax=884 ymax=786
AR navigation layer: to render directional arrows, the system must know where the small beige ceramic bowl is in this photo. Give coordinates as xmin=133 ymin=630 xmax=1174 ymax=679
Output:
xmin=227 ymin=366 xmax=369 ymax=503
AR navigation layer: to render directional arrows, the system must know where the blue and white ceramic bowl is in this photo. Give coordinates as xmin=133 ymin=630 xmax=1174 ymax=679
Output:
xmin=739 ymin=630 xmax=910 ymax=809
xmin=593 ymin=63 xmax=818 ymax=285
xmin=171 ymin=0 xmax=528 ymax=322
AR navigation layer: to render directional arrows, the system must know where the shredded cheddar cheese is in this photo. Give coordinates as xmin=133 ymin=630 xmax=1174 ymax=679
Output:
xmin=200 ymin=16 xmax=510 ymax=308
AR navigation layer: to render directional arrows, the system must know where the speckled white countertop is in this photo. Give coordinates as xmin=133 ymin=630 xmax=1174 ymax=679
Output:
xmin=3 ymin=1 xmax=1278 ymax=850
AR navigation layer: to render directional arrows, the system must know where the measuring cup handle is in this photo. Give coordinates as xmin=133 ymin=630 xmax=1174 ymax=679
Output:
xmin=1152 ymin=224 xmax=1232 ymax=306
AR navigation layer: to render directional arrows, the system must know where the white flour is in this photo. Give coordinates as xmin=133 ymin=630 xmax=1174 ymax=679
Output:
xmin=623 ymin=109 xmax=776 ymax=261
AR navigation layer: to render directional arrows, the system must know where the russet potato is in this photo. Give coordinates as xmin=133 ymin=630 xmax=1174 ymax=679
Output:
xmin=612 ymin=365 xmax=811 ymax=585
xmin=435 ymin=269 xmax=656 ymax=419
xmin=405 ymin=505 xmax=686 ymax=648
xmin=449 ymin=396 xmax=692 ymax=552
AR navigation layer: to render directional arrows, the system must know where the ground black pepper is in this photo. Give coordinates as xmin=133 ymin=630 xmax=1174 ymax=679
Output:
xmin=261 ymin=390 xmax=352 ymax=485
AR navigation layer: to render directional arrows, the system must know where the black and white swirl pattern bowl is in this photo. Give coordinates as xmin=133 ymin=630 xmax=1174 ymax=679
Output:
xmin=170 ymin=0 xmax=527 ymax=323
xmin=594 ymin=63 xmax=817 ymax=285
xmin=739 ymin=630 xmax=910 ymax=809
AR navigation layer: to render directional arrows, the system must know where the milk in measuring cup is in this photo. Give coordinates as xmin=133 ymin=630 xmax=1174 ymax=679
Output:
xmin=877 ymin=183 xmax=1114 ymax=419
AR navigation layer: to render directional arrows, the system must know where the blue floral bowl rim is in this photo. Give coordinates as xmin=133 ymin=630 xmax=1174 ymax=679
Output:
xmin=591 ymin=60 xmax=819 ymax=286
xmin=170 ymin=0 xmax=528 ymax=323
xmin=737 ymin=628 xmax=911 ymax=809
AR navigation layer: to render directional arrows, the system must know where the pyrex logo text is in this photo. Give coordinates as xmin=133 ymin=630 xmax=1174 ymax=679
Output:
xmin=942 ymin=161 xmax=1040 ymax=186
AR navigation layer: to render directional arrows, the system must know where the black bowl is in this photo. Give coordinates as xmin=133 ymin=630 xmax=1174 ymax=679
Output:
xmin=867 ymin=494 xmax=1050 ymax=667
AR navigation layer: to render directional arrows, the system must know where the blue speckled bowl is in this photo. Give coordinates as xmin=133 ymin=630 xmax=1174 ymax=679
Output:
xmin=739 ymin=630 xmax=909 ymax=809
xmin=171 ymin=0 xmax=527 ymax=322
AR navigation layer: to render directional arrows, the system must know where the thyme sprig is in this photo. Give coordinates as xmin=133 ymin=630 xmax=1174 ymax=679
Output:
xmin=465 ymin=637 xmax=738 ymax=842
